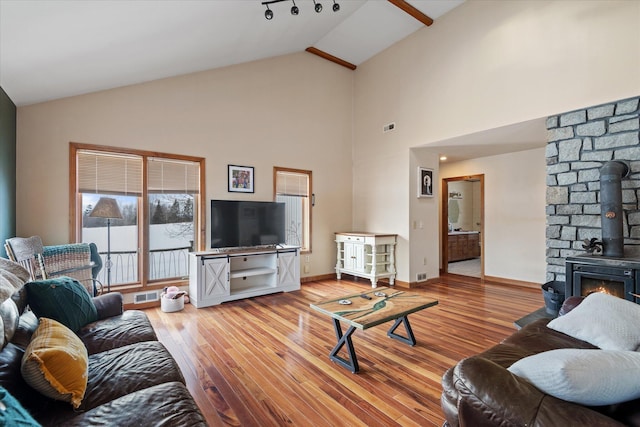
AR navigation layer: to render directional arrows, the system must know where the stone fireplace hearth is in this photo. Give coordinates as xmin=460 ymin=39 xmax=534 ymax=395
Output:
xmin=545 ymin=95 xmax=640 ymax=293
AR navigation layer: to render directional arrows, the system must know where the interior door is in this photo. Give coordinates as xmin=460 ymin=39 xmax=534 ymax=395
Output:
xmin=442 ymin=175 xmax=484 ymax=278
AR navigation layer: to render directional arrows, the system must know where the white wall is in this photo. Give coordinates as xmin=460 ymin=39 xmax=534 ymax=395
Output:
xmin=16 ymin=52 xmax=354 ymax=279
xmin=409 ymin=149 xmax=440 ymax=282
xmin=15 ymin=0 xmax=640 ymax=285
xmin=440 ymin=148 xmax=547 ymax=283
xmin=354 ymin=0 xmax=640 ymax=283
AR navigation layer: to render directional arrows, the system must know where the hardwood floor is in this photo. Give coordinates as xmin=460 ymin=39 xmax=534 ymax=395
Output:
xmin=146 ymin=275 xmax=543 ymax=426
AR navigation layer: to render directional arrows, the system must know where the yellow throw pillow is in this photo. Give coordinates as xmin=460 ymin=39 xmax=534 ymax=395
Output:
xmin=21 ymin=318 xmax=88 ymax=409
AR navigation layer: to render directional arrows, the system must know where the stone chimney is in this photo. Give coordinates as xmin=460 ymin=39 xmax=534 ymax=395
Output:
xmin=545 ymin=96 xmax=640 ymax=283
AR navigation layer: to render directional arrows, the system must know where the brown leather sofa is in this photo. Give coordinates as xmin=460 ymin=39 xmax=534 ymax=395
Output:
xmin=0 ymin=261 xmax=206 ymax=426
xmin=441 ymin=297 xmax=640 ymax=427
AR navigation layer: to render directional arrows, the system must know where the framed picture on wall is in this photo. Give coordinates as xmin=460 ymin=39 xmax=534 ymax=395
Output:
xmin=228 ymin=165 xmax=254 ymax=193
xmin=418 ymin=167 xmax=433 ymax=198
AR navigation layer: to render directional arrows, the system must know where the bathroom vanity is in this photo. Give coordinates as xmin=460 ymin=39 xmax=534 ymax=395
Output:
xmin=448 ymin=231 xmax=480 ymax=262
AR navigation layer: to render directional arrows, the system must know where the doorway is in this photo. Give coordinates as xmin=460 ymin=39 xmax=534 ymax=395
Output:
xmin=442 ymin=175 xmax=484 ymax=278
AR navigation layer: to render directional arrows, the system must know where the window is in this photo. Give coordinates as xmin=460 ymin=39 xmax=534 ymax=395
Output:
xmin=274 ymin=167 xmax=312 ymax=253
xmin=71 ymin=143 xmax=204 ymax=289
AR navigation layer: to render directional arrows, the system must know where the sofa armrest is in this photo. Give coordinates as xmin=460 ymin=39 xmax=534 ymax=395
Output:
xmin=558 ymin=295 xmax=584 ymax=316
xmin=451 ymin=356 xmax=626 ymax=426
xmin=92 ymin=292 xmax=123 ymax=319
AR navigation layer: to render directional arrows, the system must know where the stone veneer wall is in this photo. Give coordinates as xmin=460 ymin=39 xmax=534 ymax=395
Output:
xmin=546 ymin=96 xmax=640 ymax=283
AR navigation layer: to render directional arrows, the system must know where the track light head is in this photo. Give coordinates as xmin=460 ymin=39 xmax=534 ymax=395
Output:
xmin=263 ymin=0 xmax=338 ymax=20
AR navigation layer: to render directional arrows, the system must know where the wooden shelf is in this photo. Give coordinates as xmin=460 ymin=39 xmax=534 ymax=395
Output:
xmin=230 ymin=267 xmax=276 ymax=279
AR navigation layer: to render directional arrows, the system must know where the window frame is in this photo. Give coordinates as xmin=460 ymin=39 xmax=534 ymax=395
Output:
xmin=273 ymin=166 xmax=312 ymax=254
xmin=70 ymin=142 xmax=206 ymax=290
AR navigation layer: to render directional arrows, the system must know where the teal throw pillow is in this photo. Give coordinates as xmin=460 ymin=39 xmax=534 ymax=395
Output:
xmin=0 ymin=386 xmax=41 ymax=426
xmin=26 ymin=277 xmax=98 ymax=332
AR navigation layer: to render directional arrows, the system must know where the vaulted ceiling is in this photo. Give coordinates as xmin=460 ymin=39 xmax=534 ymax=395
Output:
xmin=0 ymin=0 xmax=464 ymax=106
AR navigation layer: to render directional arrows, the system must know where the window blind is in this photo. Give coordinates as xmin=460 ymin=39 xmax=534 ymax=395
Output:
xmin=275 ymin=171 xmax=309 ymax=197
xmin=148 ymin=158 xmax=200 ymax=194
xmin=77 ymin=151 xmax=143 ymax=196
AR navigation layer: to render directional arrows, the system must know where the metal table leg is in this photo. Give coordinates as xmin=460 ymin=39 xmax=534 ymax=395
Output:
xmin=329 ymin=318 xmax=359 ymax=373
xmin=387 ymin=315 xmax=416 ymax=346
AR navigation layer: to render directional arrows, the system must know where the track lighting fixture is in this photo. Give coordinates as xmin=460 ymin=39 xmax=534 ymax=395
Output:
xmin=262 ymin=0 xmax=339 ymax=20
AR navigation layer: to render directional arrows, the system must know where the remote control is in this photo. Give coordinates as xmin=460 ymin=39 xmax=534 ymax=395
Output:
xmin=360 ymin=294 xmax=372 ymax=300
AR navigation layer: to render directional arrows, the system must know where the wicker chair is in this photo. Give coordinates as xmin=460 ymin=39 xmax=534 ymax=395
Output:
xmin=5 ymin=236 xmax=103 ymax=295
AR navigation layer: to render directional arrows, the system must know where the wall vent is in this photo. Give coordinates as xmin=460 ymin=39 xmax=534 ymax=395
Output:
xmin=133 ymin=291 xmax=160 ymax=304
xmin=416 ymin=273 xmax=427 ymax=282
xmin=383 ymin=122 xmax=395 ymax=133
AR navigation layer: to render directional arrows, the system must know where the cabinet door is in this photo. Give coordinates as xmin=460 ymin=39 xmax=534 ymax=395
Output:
xmin=201 ymin=258 xmax=229 ymax=301
xmin=278 ymin=251 xmax=300 ymax=288
xmin=343 ymin=242 xmax=364 ymax=272
xmin=449 ymin=235 xmax=461 ymax=262
xmin=469 ymin=234 xmax=481 ymax=257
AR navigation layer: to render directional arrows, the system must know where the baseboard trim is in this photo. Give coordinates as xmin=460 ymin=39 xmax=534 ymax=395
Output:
xmin=402 ymin=277 xmax=439 ymax=289
xmin=300 ymin=273 xmax=540 ymax=290
xmin=482 ymin=275 xmax=541 ymax=289
xmin=301 ymin=273 xmax=335 ymax=283
xmin=320 ymin=273 xmax=411 ymax=289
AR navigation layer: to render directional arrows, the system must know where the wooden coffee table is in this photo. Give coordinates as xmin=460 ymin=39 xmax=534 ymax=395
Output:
xmin=310 ymin=287 xmax=438 ymax=373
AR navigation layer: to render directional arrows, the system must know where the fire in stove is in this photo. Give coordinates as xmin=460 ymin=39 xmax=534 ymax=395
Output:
xmin=565 ymin=256 xmax=640 ymax=303
xmin=581 ymin=279 xmax=625 ymax=299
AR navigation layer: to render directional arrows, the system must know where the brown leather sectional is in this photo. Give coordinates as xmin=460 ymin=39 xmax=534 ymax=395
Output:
xmin=441 ymin=297 xmax=640 ymax=426
xmin=0 ymin=279 xmax=206 ymax=426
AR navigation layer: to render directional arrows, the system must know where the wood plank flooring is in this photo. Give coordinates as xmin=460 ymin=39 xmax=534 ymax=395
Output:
xmin=146 ymin=275 xmax=543 ymax=426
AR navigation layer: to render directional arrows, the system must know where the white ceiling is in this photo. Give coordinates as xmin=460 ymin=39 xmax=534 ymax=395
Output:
xmin=0 ymin=0 xmax=463 ymax=106
xmin=0 ymin=0 xmax=548 ymax=162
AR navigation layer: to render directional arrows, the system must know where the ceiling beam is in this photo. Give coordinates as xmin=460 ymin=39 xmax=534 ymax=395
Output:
xmin=305 ymin=47 xmax=357 ymax=70
xmin=387 ymin=0 xmax=434 ymax=26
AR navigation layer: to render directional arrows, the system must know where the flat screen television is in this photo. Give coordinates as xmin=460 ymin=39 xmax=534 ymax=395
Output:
xmin=210 ymin=200 xmax=286 ymax=249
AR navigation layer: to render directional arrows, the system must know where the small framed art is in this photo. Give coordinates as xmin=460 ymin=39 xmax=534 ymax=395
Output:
xmin=418 ymin=167 xmax=433 ymax=198
xmin=228 ymin=165 xmax=254 ymax=193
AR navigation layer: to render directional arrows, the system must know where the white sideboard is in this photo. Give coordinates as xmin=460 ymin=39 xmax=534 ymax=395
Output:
xmin=189 ymin=246 xmax=300 ymax=308
xmin=335 ymin=232 xmax=397 ymax=287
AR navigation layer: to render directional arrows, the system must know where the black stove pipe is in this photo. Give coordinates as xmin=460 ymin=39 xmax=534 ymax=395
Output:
xmin=600 ymin=160 xmax=630 ymax=258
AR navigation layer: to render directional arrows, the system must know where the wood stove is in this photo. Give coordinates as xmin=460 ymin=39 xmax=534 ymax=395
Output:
xmin=565 ymin=256 xmax=640 ymax=303
xmin=563 ymin=162 xmax=640 ymax=303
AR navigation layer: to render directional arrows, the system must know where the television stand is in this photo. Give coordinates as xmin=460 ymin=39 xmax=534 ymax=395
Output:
xmin=188 ymin=246 xmax=300 ymax=307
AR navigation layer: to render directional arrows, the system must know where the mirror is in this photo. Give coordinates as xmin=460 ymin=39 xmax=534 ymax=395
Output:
xmin=447 ymin=180 xmax=481 ymax=232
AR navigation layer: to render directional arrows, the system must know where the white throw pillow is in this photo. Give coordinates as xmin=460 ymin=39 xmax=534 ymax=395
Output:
xmin=508 ymin=349 xmax=640 ymax=406
xmin=546 ymin=292 xmax=640 ymax=351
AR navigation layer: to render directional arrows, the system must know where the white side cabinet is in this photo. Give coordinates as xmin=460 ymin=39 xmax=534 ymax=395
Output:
xmin=189 ymin=246 xmax=300 ymax=308
xmin=335 ymin=232 xmax=397 ymax=287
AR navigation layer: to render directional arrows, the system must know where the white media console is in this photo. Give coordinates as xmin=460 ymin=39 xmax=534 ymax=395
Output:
xmin=188 ymin=246 xmax=300 ymax=307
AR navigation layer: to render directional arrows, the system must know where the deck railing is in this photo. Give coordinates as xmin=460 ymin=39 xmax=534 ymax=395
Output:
xmin=95 ymin=246 xmax=191 ymax=285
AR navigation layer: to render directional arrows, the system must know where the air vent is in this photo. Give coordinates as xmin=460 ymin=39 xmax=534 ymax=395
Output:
xmin=383 ymin=122 xmax=395 ymax=133
xmin=416 ymin=273 xmax=427 ymax=282
xmin=133 ymin=291 xmax=160 ymax=304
